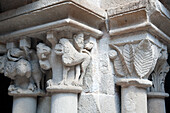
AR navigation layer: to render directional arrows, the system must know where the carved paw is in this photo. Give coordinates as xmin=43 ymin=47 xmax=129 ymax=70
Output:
xmin=16 ymin=88 xmax=23 ymax=93
xmin=71 ymin=80 xmax=80 ymax=86
xmin=8 ymin=85 xmax=17 ymax=92
xmin=47 ymin=79 xmax=53 ymax=87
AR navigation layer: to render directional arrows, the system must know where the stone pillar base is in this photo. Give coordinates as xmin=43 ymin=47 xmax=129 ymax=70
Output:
xmin=12 ymin=96 xmax=37 ymax=113
xmin=47 ymin=85 xmax=82 ymax=113
xmin=148 ymin=92 xmax=169 ymax=113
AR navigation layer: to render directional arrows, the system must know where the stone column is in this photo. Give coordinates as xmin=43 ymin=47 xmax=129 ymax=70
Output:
xmin=147 ymin=51 xmax=169 ymax=113
xmin=47 ymin=85 xmax=82 ymax=113
xmin=12 ymin=96 xmax=37 ymax=113
xmin=109 ymin=39 xmax=160 ymax=113
xmin=148 ymin=92 xmax=169 ymax=113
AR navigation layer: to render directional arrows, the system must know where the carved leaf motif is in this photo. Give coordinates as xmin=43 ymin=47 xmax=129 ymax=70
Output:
xmin=123 ymin=44 xmax=134 ymax=75
xmin=114 ymin=55 xmax=126 ymax=77
xmin=134 ymin=39 xmax=153 ymax=78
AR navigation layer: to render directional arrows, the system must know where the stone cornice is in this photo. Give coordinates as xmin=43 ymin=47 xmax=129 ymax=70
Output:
xmin=0 ymin=1 xmax=104 ymax=36
xmin=108 ymin=7 xmax=170 ymax=51
xmin=0 ymin=18 xmax=103 ymax=43
xmin=0 ymin=0 xmax=105 ymax=21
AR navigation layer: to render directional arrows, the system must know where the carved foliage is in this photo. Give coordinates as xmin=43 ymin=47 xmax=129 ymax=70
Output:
xmin=134 ymin=39 xmax=153 ymax=78
xmin=123 ymin=44 xmax=134 ymax=76
xmin=109 ymin=39 xmax=155 ymax=78
xmin=149 ymin=51 xmax=169 ymax=92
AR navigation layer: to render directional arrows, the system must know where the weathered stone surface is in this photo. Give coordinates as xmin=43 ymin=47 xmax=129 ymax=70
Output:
xmin=37 ymin=97 xmax=51 ymax=113
xmin=78 ymin=93 xmax=120 ymax=113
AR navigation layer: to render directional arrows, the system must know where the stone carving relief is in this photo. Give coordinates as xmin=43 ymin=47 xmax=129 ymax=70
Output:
xmin=109 ymin=39 xmax=159 ymax=79
xmin=0 ymin=39 xmax=44 ymax=95
xmin=36 ymin=32 xmax=93 ymax=87
xmin=148 ymin=50 xmax=169 ymax=92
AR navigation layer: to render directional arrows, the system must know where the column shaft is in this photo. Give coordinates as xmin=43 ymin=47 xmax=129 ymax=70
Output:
xmin=12 ymin=96 xmax=37 ymax=113
xmin=51 ymin=93 xmax=77 ymax=113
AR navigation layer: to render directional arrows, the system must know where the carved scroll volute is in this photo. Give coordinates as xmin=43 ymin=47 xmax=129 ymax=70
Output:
xmin=109 ymin=39 xmax=159 ymax=79
xmin=149 ymin=51 xmax=169 ymax=92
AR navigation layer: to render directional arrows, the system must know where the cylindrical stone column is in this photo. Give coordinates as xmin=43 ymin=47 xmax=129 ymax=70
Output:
xmin=47 ymin=85 xmax=82 ymax=113
xmin=12 ymin=96 xmax=37 ymax=113
xmin=116 ymin=78 xmax=152 ymax=113
xmin=51 ymin=93 xmax=77 ymax=113
xmin=148 ymin=92 xmax=169 ymax=113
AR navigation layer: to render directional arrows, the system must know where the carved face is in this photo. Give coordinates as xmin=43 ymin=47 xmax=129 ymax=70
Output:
xmin=74 ymin=33 xmax=84 ymax=50
xmin=36 ymin=43 xmax=51 ymax=60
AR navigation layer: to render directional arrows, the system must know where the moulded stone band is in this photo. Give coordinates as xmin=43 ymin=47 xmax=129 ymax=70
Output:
xmin=8 ymin=90 xmax=45 ymax=97
xmin=46 ymin=85 xmax=83 ymax=94
xmin=147 ymin=92 xmax=169 ymax=98
xmin=116 ymin=78 xmax=152 ymax=88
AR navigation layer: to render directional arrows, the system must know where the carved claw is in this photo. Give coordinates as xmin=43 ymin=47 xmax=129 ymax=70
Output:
xmin=58 ymin=79 xmax=68 ymax=85
xmin=28 ymin=83 xmax=36 ymax=92
xmin=71 ymin=80 xmax=79 ymax=86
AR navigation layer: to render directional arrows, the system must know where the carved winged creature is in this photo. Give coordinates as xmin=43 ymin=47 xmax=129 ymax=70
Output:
xmin=55 ymin=34 xmax=91 ymax=85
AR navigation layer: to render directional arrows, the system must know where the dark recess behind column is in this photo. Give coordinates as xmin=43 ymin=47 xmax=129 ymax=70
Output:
xmin=165 ymin=53 xmax=170 ymax=113
xmin=0 ymin=74 xmax=13 ymax=113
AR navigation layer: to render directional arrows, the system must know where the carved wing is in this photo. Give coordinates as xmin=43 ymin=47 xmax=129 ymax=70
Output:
xmin=123 ymin=44 xmax=134 ymax=76
xmin=134 ymin=39 xmax=153 ymax=78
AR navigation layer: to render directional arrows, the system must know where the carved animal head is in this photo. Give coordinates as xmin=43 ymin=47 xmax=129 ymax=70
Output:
xmin=59 ymin=38 xmax=70 ymax=45
xmin=16 ymin=59 xmax=31 ymax=78
xmin=36 ymin=43 xmax=51 ymax=60
xmin=85 ymin=41 xmax=94 ymax=51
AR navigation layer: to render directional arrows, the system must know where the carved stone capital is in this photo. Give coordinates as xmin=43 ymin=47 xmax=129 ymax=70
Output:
xmin=148 ymin=50 xmax=169 ymax=93
xmin=36 ymin=32 xmax=93 ymax=93
xmin=0 ymin=39 xmax=45 ymax=96
xmin=109 ymin=39 xmax=160 ymax=79
xmin=116 ymin=78 xmax=152 ymax=88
